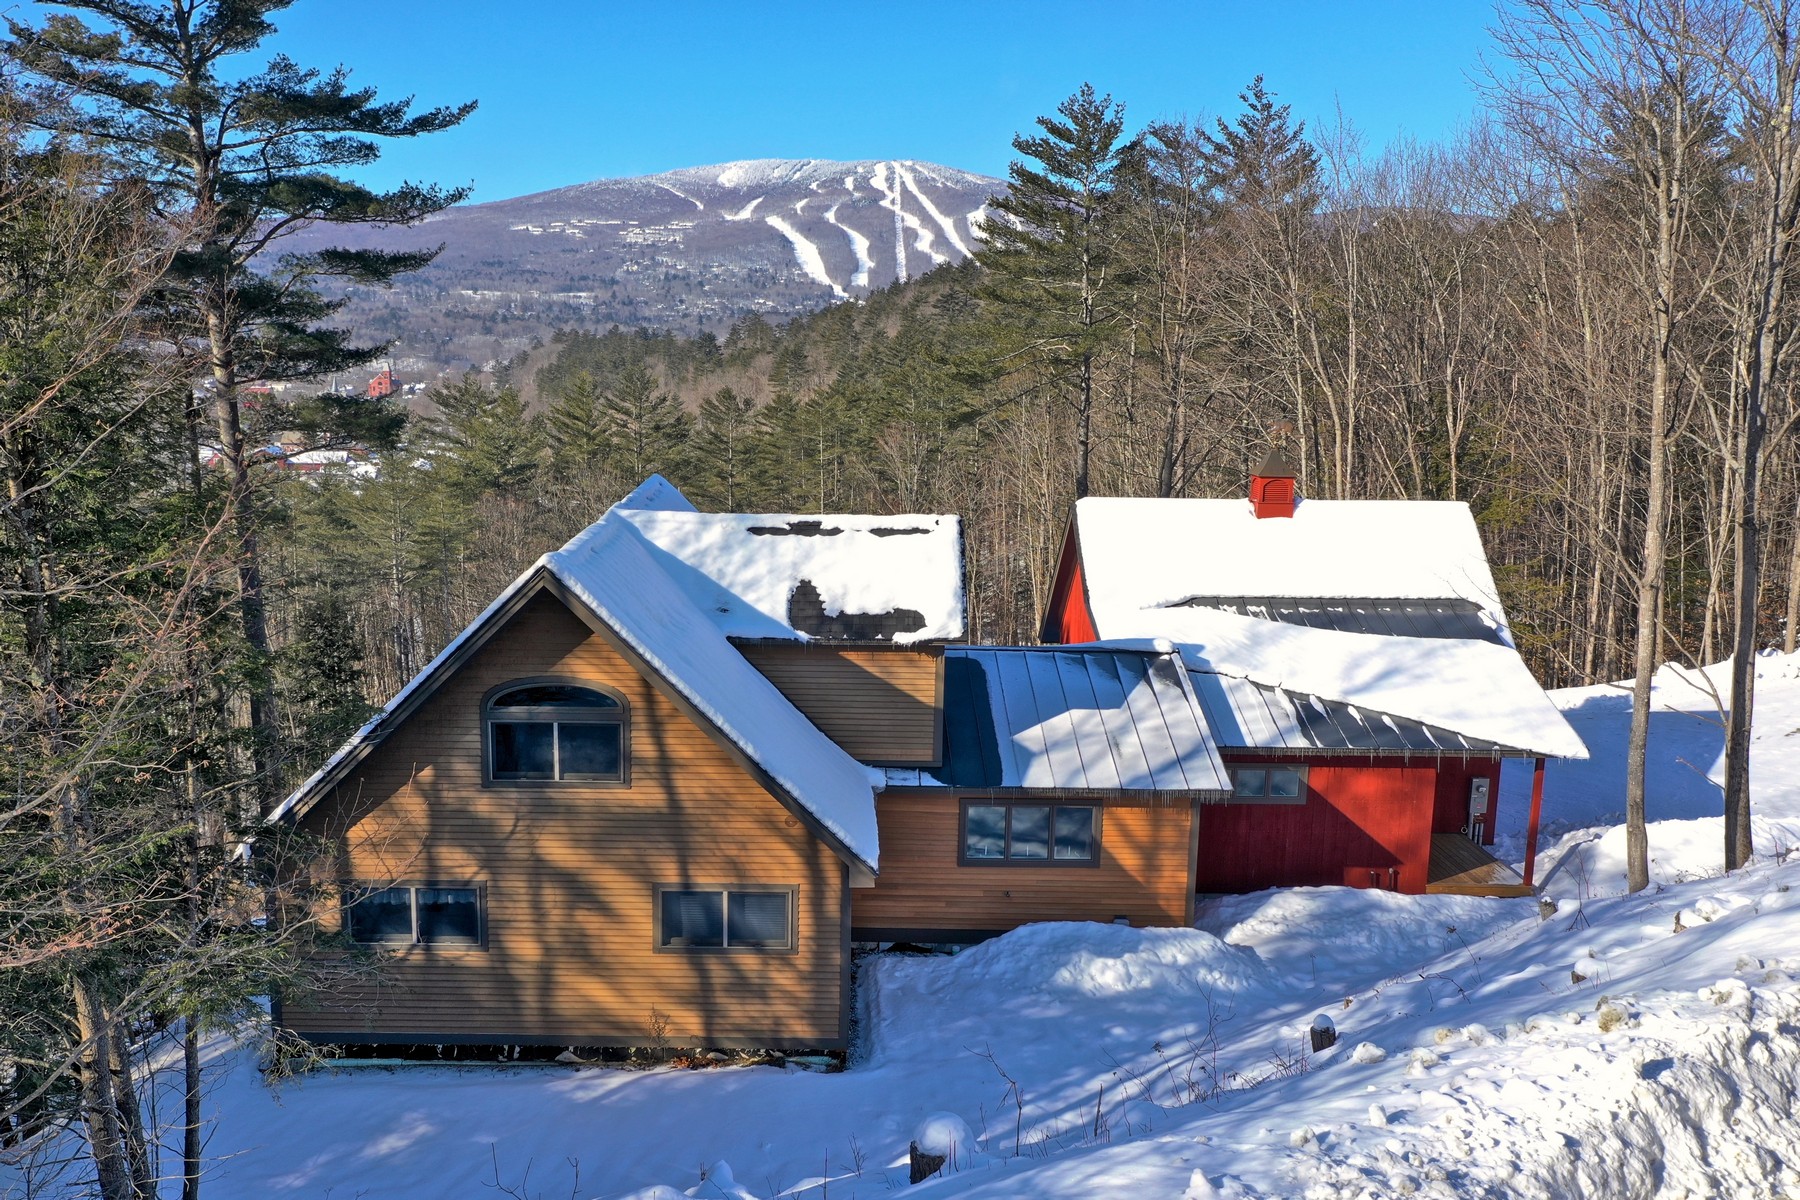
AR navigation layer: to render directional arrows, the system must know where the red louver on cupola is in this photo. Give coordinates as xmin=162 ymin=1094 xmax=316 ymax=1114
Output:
xmin=1250 ymin=447 xmax=1298 ymax=519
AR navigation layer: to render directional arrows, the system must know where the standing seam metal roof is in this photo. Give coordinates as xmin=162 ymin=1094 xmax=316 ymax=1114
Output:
xmin=884 ymin=648 xmax=1231 ymax=793
xmin=1190 ymin=670 xmax=1512 ymax=756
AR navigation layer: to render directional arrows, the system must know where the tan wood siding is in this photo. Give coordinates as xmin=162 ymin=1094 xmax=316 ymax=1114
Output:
xmin=738 ymin=644 xmax=942 ymax=766
xmin=284 ymin=590 xmax=847 ymax=1047
xmin=851 ymin=791 xmax=1194 ymax=937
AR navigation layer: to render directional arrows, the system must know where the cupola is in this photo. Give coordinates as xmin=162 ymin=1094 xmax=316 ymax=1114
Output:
xmin=1249 ymin=447 xmax=1298 ymax=519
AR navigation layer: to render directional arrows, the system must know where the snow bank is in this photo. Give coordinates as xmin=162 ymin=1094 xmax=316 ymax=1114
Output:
xmin=865 ymin=923 xmax=1280 ymax=1069
xmin=1195 ymin=886 xmax=1529 ymax=988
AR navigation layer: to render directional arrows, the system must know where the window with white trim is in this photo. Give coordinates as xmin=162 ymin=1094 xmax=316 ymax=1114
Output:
xmin=485 ymin=681 xmax=626 ymax=783
xmin=1226 ymin=764 xmax=1309 ymax=804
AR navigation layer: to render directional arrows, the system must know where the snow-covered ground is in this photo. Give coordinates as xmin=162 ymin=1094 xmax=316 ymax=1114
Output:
xmin=9 ymin=653 xmax=1800 ymax=1199
xmin=1498 ymin=650 xmax=1800 ymax=900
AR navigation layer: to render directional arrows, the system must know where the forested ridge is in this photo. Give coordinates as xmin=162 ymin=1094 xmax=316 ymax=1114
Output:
xmin=317 ymin=80 xmax=1800 ymax=702
xmin=6 ymin=1 xmax=1800 ymax=1195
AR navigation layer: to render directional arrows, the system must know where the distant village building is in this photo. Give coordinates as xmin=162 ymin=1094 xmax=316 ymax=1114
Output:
xmin=367 ymin=368 xmax=395 ymax=399
xmin=268 ymin=467 xmax=1584 ymax=1051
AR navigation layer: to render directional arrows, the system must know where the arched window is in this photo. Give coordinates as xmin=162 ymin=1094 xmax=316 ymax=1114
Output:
xmin=484 ymin=681 xmax=627 ymax=783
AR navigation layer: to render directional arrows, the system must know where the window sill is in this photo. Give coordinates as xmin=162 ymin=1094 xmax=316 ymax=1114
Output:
xmin=957 ymin=857 xmax=1102 ymax=869
xmin=352 ymin=941 xmax=488 ymax=954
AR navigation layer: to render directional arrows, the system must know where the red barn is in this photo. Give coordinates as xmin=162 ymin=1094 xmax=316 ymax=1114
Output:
xmin=1040 ymin=451 xmax=1586 ymax=897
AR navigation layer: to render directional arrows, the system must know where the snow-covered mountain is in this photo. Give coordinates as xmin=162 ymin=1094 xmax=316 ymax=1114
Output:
xmin=543 ymin=158 xmax=995 ymax=297
xmin=292 ymin=159 xmax=1001 ymax=371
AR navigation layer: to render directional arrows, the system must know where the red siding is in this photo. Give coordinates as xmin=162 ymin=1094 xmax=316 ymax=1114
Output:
xmin=1194 ymin=758 xmax=1439 ymax=894
xmin=1041 ymin=524 xmax=1098 ymax=644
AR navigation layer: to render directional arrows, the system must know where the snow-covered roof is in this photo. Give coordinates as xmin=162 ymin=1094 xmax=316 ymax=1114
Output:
xmin=548 ymin=518 xmax=881 ymax=864
xmin=884 ymin=647 xmax=1230 ymax=794
xmin=616 ymin=508 xmax=964 ymax=643
xmin=1069 ymin=497 xmax=1585 ymax=759
xmin=1072 ymin=497 xmax=1511 ymax=637
xmin=1095 ymin=608 xmax=1587 ymax=759
xmin=611 ymin=472 xmax=697 ymax=514
xmin=271 ymin=512 xmax=882 ymax=872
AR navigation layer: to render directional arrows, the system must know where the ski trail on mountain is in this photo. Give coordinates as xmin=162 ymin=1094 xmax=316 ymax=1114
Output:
xmin=871 ymin=162 xmax=909 ymax=283
xmin=724 ymin=196 xmax=765 ymax=221
xmin=657 ymin=183 xmax=704 ymax=211
xmin=896 ymin=201 xmax=948 ymax=268
xmin=896 ymin=161 xmax=972 ymax=258
xmin=764 ymin=215 xmax=847 ymax=299
xmin=824 ymin=203 xmax=873 ymax=289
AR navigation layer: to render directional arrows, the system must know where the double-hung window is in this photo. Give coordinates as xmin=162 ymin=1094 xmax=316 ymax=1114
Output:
xmin=485 ymin=681 xmax=627 ymax=783
xmin=655 ymin=886 xmax=795 ymax=951
xmin=344 ymin=884 xmax=484 ymax=946
xmin=961 ymin=802 xmax=1098 ymax=864
xmin=1227 ymin=764 xmax=1308 ymax=804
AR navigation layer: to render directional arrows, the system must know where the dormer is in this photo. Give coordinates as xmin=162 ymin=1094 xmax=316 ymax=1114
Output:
xmin=1250 ymin=447 xmax=1298 ymax=519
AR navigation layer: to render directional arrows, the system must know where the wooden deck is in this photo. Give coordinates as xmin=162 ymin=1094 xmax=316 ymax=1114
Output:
xmin=1426 ymin=834 xmax=1534 ymax=897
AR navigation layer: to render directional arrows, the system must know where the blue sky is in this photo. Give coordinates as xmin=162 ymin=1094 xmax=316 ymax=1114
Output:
xmin=15 ymin=1 xmax=1501 ymax=202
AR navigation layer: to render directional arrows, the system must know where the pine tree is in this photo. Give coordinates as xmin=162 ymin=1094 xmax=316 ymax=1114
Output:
xmin=279 ymin=593 xmax=377 ymax=766
xmin=692 ymin=386 xmax=760 ymax=509
xmin=601 ymin=363 xmax=690 ymax=483
xmin=420 ymin=375 xmax=543 ymax=501
xmin=543 ymin=370 xmax=609 ymax=473
xmin=1201 ymin=76 xmax=1322 ymax=211
xmin=976 ymin=83 xmax=1138 ymax=498
xmin=6 ymin=0 xmax=474 ymax=804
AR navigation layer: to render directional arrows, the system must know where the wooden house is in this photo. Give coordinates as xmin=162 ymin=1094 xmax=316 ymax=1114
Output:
xmin=269 ymin=467 xmax=1583 ymax=1051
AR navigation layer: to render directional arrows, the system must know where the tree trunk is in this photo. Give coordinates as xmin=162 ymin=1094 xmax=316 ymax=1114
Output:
xmin=1624 ymin=349 xmax=1669 ymax=895
xmin=205 ymin=306 xmax=278 ymax=816
xmin=71 ymin=981 xmax=138 ymax=1200
xmin=1722 ymin=4 xmax=1800 ymax=873
xmin=1785 ymin=494 xmax=1800 ymax=653
xmin=183 ymin=1019 xmax=203 ymax=1200
xmin=106 ymin=1018 xmax=154 ymax=1197
xmin=1074 ymin=349 xmax=1093 ymax=499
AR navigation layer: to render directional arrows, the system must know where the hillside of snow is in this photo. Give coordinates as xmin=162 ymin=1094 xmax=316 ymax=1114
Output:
xmin=1498 ymin=650 xmax=1800 ymax=900
xmin=7 ymin=653 xmax=1800 ymax=1199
